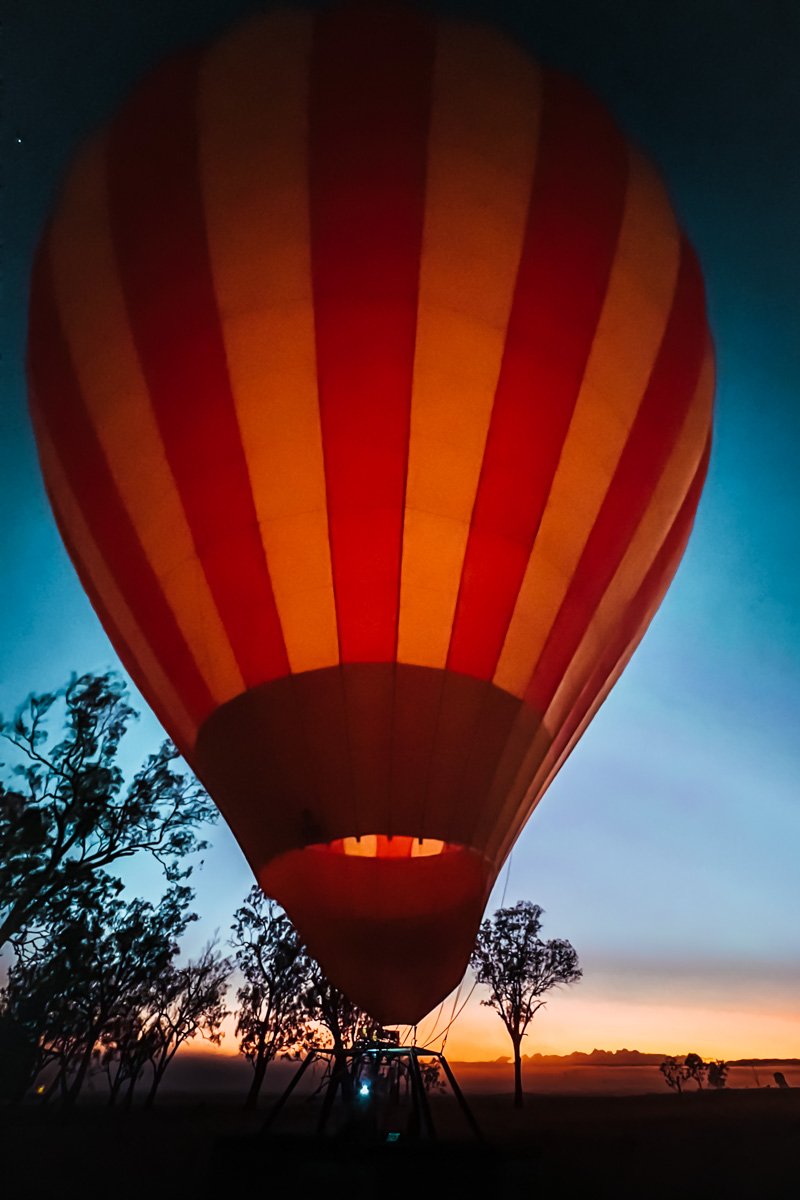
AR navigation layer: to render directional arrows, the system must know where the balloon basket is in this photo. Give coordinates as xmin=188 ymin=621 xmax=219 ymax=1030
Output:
xmin=261 ymin=1041 xmax=482 ymax=1144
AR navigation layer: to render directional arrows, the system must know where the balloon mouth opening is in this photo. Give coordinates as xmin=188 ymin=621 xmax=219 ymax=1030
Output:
xmin=306 ymin=834 xmax=461 ymax=859
xmin=258 ymin=841 xmax=494 ymax=1023
xmin=259 ymin=840 xmax=491 ymax=916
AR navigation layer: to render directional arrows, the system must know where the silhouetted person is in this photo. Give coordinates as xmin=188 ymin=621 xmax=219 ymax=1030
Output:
xmin=300 ymin=807 xmax=326 ymax=845
xmin=774 ymin=1071 xmax=790 ymax=1089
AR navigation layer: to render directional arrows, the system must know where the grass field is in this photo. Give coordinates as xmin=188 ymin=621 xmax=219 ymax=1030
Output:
xmin=2 ymin=1084 xmax=798 ymax=1198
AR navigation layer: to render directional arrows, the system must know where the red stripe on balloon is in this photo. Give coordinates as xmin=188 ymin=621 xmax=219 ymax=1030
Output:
xmin=106 ymin=53 xmax=290 ymax=688
xmin=541 ymin=436 xmax=710 ymax=780
xmin=525 ymin=240 xmax=708 ymax=714
xmin=27 ymin=244 xmax=216 ymax=729
xmin=309 ymin=2 xmax=435 ymax=662
xmin=446 ymin=73 xmax=628 ymax=680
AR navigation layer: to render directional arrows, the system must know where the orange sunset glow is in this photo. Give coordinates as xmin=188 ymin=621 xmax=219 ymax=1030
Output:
xmin=191 ymin=986 xmax=800 ymax=1066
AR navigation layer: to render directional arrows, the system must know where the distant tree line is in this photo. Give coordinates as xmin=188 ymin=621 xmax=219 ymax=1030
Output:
xmin=0 ymin=672 xmax=582 ymax=1110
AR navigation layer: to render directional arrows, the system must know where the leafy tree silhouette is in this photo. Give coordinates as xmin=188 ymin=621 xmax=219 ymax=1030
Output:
xmin=1 ymin=873 xmax=194 ymax=1104
xmin=707 ymin=1059 xmax=729 ymax=1089
xmin=97 ymin=1008 xmax=160 ymax=1108
xmin=297 ymin=958 xmax=381 ymax=1100
xmin=659 ymin=1055 xmax=686 ymax=1093
xmin=231 ymin=887 xmax=311 ymax=1109
xmin=684 ymin=1051 xmax=707 ymax=1089
xmin=470 ymin=900 xmax=581 ymax=1108
xmin=301 ymin=960 xmax=380 ymax=1053
xmin=0 ymin=672 xmax=215 ymax=953
xmin=142 ymin=942 xmax=231 ymax=1108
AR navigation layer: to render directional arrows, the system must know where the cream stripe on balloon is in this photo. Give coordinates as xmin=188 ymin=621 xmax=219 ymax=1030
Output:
xmin=493 ymin=151 xmax=681 ymax=698
xmin=397 ymin=20 xmax=541 ymax=668
xmin=48 ymin=136 xmax=245 ymax=708
xmin=198 ymin=10 xmax=339 ymax=675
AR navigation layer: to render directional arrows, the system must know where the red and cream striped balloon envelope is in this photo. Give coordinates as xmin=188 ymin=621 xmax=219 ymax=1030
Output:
xmin=27 ymin=3 xmax=713 ymax=1023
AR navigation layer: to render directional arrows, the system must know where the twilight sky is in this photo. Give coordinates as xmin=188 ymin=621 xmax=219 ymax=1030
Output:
xmin=3 ymin=0 xmax=799 ymax=1060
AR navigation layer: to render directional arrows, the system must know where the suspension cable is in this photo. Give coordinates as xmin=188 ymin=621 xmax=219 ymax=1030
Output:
xmin=396 ymin=853 xmax=513 ymax=1053
xmin=429 ymin=977 xmax=479 ymax=1052
xmin=499 ymin=851 xmax=513 ymax=907
xmin=416 ymin=998 xmax=446 ymax=1047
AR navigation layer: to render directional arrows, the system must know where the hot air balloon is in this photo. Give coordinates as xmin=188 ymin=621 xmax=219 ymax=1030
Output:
xmin=26 ymin=2 xmax=713 ymax=1024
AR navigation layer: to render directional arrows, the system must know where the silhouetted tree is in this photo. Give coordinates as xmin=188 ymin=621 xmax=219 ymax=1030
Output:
xmin=420 ymin=1060 xmax=444 ymax=1093
xmin=684 ymin=1051 xmax=707 ymax=1089
xmin=707 ymin=1059 xmax=729 ymax=1089
xmin=1 ymin=874 xmax=194 ymax=1104
xmin=231 ymin=888 xmax=310 ymax=1109
xmin=0 ymin=672 xmax=216 ymax=952
xmin=659 ymin=1055 xmax=686 ymax=1092
xmin=0 ymin=1008 xmax=39 ymax=1103
xmin=301 ymin=960 xmax=379 ymax=1053
xmin=97 ymin=1010 xmax=160 ymax=1108
xmin=143 ymin=942 xmax=231 ymax=1107
xmin=470 ymin=901 xmax=581 ymax=1108
xmin=298 ymin=959 xmax=381 ymax=1098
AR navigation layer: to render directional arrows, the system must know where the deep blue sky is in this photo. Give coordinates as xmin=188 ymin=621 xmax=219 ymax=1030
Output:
xmin=3 ymin=0 xmax=799 ymax=1056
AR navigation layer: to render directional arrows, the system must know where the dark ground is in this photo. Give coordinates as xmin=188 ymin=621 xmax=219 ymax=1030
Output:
xmin=1 ymin=1089 xmax=798 ymax=1198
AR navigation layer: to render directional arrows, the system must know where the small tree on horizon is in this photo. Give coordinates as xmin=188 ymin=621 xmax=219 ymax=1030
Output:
xmin=707 ymin=1059 xmax=729 ymax=1089
xmin=659 ymin=1055 xmax=686 ymax=1092
xmin=470 ymin=900 xmax=582 ymax=1109
xmin=684 ymin=1051 xmax=707 ymax=1090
